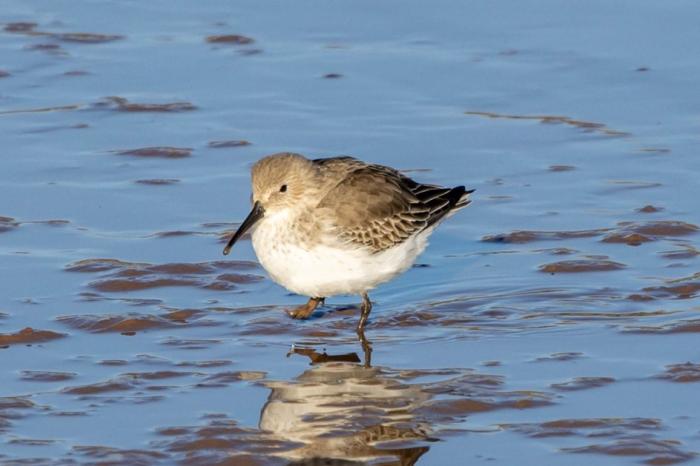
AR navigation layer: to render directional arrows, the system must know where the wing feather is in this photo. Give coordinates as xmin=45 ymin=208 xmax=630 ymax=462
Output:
xmin=315 ymin=159 xmax=473 ymax=253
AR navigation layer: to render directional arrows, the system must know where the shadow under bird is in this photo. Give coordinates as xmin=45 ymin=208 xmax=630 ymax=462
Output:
xmin=223 ymin=152 xmax=473 ymax=332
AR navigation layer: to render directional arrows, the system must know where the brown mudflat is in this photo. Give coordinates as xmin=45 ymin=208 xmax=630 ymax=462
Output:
xmin=207 ymin=140 xmax=252 ymax=148
xmin=116 ymin=147 xmax=193 ymax=158
xmin=539 ymin=259 xmax=626 ymax=273
xmin=205 ymin=34 xmax=255 ymax=45
xmin=0 ymin=328 xmax=66 ymax=347
xmin=98 ymin=96 xmax=197 ymax=112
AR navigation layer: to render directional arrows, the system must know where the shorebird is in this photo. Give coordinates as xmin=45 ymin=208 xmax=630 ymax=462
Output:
xmin=223 ymin=153 xmax=473 ymax=331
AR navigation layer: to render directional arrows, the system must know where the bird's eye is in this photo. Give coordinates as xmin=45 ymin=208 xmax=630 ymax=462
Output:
xmin=279 ymin=184 xmax=288 ymax=193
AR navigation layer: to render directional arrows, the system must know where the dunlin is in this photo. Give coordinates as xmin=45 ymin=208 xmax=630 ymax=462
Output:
xmin=223 ymin=153 xmax=473 ymax=331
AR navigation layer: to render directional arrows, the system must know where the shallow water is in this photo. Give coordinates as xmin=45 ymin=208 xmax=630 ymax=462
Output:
xmin=2 ymin=1 xmax=700 ymax=464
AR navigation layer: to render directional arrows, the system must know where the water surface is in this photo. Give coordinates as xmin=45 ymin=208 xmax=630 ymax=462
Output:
xmin=1 ymin=1 xmax=700 ymax=464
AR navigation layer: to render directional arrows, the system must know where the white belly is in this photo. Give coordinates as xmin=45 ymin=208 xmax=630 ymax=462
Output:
xmin=251 ymin=211 xmax=431 ymax=297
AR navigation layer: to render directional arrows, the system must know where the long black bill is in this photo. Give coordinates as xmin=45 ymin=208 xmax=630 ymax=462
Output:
xmin=223 ymin=201 xmax=264 ymax=256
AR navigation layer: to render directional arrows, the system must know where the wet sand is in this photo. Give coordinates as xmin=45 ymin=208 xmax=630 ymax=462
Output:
xmin=2 ymin=1 xmax=700 ymax=464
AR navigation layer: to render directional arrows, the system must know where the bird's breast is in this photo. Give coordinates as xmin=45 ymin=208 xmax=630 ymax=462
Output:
xmin=250 ymin=211 xmax=429 ymax=297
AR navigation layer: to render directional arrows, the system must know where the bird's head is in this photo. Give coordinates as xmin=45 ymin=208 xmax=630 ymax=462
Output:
xmin=223 ymin=152 xmax=317 ymax=255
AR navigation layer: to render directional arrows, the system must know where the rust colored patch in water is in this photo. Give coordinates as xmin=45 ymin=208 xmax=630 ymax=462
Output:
xmin=65 ymin=258 xmax=260 ymax=293
xmin=20 ymin=371 xmax=77 ymax=382
xmin=625 ymin=318 xmax=700 ymax=334
xmin=534 ymin=352 xmax=585 ymax=362
xmin=115 ymin=147 xmax=193 ymax=158
xmin=483 ymin=228 xmax=609 ymax=244
xmin=639 ymin=147 xmax=671 ymax=154
xmin=151 ymin=230 xmax=201 ymax=238
xmin=637 ymin=205 xmax=664 ymax=213
xmin=551 ymin=376 xmax=615 ymax=391
xmin=66 ymin=259 xmax=148 ymax=273
xmin=564 ymin=438 xmax=695 ymax=464
xmin=135 ymin=178 xmax=180 ymax=185
xmin=240 ymin=317 xmax=300 ymax=336
xmin=539 ymin=259 xmax=626 ymax=273
xmin=0 ymin=397 xmax=35 ymax=409
xmin=632 ymin=221 xmax=699 ymax=236
xmin=206 ymin=34 xmax=255 ymax=44
xmin=0 ymin=397 xmax=35 ymax=434
xmin=659 ymin=247 xmax=699 ymax=260
xmin=0 ymin=104 xmax=81 ymax=116
xmin=62 ymin=379 xmax=135 ymax=395
xmin=195 ymin=371 xmax=266 ymax=388
xmin=504 ymin=417 xmax=661 ymax=440
xmin=299 ymin=328 xmax=340 ymax=338
xmin=417 ymin=373 xmax=553 ymax=423
xmin=549 ymin=165 xmax=576 ymax=172
xmin=122 ymin=371 xmax=193 ymax=380
xmin=4 ymin=22 xmax=38 ymax=33
xmin=535 ymin=247 xmax=578 ymax=255
xmin=603 ymin=221 xmax=698 ymax=246
xmin=503 ymin=417 xmax=697 ymax=463
xmin=0 ymin=216 xmax=19 ymax=233
xmin=207 ymin=139 xmax=252 ymax=148
xmin=486 ymin=221 xmax=697 ymax=246
xmin=71 ymin=445 xmax=167 ymax=463
xmin=425 ymin=398 xmax=496 ymax=414
xmin=57 ymin=314 xmax=175 ymax=333
xmin=94 ymin=277 xmax=201 ymax=292
xmin=0 ymin=327 xmax=66 ymax=347
xmin=163 ymin=308 xmax=206 ymax=322
xmin=23 ymin=219 xmax=71 ymax=226
xmin=177 ymin=360 xmax=232 ymax=368
xmin=465 ymin=110 xmax=630 ymax=137
xmin=25 ymin=43 xmax=63 ymax=52
xmin=603 ymin=180 xmax=662 ymax=192
xmin=64 ymin=70 xmax=90 ymax=76
xmin=56 ymin=307 xmax=211 ymax=333
xmin=99 ymin=359 xmax=128 ymax=366
xmin=8 ymin=437 xmax=57 ymax=446
xmin=159 ymin=337 xmax=222 ymax=349
xmin=99 ymin=96 xmax=197 ymax=112
xmin=602 ymin=232 xmax=653 ymax=246
xmin=78 ymin=292 xmax=164 ymax=306
xmin=627 ymin=293 xmax=655 ymax=302
xmin=155 ymin=416 xmax=294 ymax=463
xmin=656 ymin=362 xmax=700 ymax=383
xmin=643 ymin=274 xmax=700 ymax=300
xmin=4 ymin=21 xmax=122 ymax=43
xmin=215 ymin=273 xmax=264 ymax=284
xmin=24 ymin=122 xmax=88 ymax=134
xmin=54 ymin=32 xmax=123 ymax=43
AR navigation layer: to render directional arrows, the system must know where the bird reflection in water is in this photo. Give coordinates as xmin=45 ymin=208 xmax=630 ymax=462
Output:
xmin=259 ymin=330 xmax=435 ymax=465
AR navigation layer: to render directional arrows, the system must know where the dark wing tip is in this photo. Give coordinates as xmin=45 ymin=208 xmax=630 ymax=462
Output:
xmin=446 ymin=186 xmax=467 ymax=205
xmin=451 ymin=186 xmax=474 ymax=211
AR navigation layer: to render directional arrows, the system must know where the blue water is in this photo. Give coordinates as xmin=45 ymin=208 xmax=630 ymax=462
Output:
xmin=2 ymin=1 xmax=699 ymax=464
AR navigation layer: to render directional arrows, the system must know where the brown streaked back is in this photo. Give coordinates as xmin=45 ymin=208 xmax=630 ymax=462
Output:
xmin=314 ymin=157 xmax=473 ymax=253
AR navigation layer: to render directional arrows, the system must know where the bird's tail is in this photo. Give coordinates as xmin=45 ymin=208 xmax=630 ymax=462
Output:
xmin=449 ymin=186 xmax=475 ymax=212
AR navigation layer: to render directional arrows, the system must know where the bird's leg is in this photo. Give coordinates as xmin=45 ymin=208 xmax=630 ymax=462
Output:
xmin=356 ymin=325 xmax=373 ymax=368
xmin=288 ymin=297 xmax=324 ymax=319
xmin=357 ymin=292 xmax=372 ymax=331
xmin=356 ymin=292 xmax=373 ymax=367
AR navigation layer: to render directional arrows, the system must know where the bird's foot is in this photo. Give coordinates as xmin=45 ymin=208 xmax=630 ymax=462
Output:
xmin=287 ymin=297 xmax=324 ymax=319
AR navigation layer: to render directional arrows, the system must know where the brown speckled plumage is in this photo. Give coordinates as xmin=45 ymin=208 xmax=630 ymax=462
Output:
xmin=224 ymin=152 xmax=474 ymax=333
xmin=315 ymin=157 xmax=473 ymax=253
